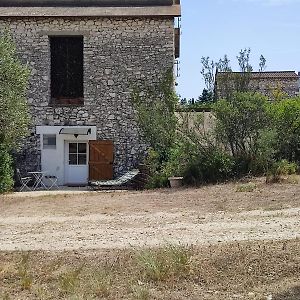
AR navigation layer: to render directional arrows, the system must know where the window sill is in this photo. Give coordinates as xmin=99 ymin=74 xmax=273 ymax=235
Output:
xmin=49 ymin=98 xmax=84 ymax=107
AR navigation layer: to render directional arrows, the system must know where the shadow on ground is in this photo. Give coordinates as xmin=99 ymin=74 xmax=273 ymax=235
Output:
xmin=273 ymin=286 xmax=300 ymax=300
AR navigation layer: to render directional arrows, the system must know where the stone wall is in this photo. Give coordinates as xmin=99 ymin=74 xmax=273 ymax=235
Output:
xmin=249 ymin=78 xmax=299 ymax=98
xmin=216 ymin=75 xmax=299 ymax=100
xmin=0 ymin=16 xmax=175 ymax=176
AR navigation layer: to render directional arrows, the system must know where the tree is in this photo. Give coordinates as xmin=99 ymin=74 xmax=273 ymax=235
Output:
xmin=213 ymin=92 xmax=271 ymax=160
xmin=0 ymin=31 xmax=30 ymax=192
xmin=201 ymin=48 xmax=267 ymax=100
xmin=198 ymin=88 xmax=213 ymax=103
xmin=270 ymin=98 xmax=300 ymax=163
xmin=131 ymin=71 xmax=179 ymax=187
xmin=0 ymin=32 xmax=30 ymax=148
xmin=132 ymin=70 xmax=178 ymax=161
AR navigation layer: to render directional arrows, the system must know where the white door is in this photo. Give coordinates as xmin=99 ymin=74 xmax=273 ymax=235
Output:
xmin=64 ymin=141 xmax=88 ymax=185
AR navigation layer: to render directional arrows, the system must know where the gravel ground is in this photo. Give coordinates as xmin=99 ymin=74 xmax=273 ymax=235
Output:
xmin=1 ymin=179 xmax=300 ymax=251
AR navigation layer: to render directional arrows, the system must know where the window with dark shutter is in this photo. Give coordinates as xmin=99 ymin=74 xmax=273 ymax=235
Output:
xmin=50 ymin=36 xmax=84 ymax=106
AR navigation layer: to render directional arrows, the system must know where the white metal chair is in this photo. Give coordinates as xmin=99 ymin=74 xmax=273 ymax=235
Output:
xmin=45 ymin=175 xmax=59 ymax=190
xmin=16 ymin=169 xmax=32 ymax=192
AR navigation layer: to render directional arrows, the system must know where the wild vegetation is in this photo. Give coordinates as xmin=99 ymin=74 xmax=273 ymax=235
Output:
xmin=132 ymin=50 xmax=300 ymax=188
xmin=1 ymin=240 xmax=299 ymax=299
xmin=0 ymin=31 xmax=30 ymax=193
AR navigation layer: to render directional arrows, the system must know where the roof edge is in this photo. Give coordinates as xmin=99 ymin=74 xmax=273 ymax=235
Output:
xmin=217 ymin=71 xmax=299 ymax=79
xmin=0 ymin=5 xmax=181 ymax=17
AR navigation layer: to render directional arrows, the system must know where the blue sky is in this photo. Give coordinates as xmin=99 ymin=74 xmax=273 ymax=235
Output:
xmin=176 ymin=0 xmax=300 ymax=99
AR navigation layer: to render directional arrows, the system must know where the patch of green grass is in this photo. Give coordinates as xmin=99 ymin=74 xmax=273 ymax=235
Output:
xmin=17 ymin=253 xmax=33 ymax=290
xmin=236 ymin=183 xmax=257 ymax=193
xmin=131 ymin=285 xmax=151 ymax=300
xmin=1 ymin=293 xmax=10 ymax=300
xmin=59 ymin=267 xmax=82 ymax=294
xmin=136 ymin=244 xmax=192 ymax=282
xmin=88 ymin=271 xmax=112 ymax=298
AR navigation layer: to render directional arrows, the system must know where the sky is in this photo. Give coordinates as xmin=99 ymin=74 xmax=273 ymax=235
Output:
xmin=176 ymin=0 xmax=300 ymax=99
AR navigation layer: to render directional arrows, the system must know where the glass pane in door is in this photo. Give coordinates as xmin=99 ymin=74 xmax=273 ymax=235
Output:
xmin=69 ymin=143 xmax=77 ymax=154
xmin=78 ymin=154 xmax=87 ymax=165
xmin=78 ymin=143 xmax=87 ymax=154
xmin=69 ymin=154 xmax=77 ymax=165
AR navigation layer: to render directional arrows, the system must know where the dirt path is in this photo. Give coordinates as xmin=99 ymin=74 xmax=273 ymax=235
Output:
xmin=1 ymin=180 xmax=300 ymax=251
xmin=1 ymin=207 xmax=300 ymax=251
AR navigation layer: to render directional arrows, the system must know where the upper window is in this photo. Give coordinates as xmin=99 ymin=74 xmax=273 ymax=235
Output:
xmin=50 ymin=36 xmax=84 ymax=106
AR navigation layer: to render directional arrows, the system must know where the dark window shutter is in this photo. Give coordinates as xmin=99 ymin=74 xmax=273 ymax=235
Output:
xmin=50 ymin=36 xmax=83 ymax=104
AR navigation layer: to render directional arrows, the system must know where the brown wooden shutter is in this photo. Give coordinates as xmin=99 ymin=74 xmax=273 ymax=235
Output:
xmin=89 ymin=141 xmax=114 ymax=181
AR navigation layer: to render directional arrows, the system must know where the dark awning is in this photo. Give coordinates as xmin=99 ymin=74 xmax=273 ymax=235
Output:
xmin=59 ymin=128 xmax=91 ymax=136
xmin=0 ymin=0 xmax=174 ymax=7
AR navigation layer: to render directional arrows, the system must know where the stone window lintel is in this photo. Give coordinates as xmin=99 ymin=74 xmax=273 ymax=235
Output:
xmin=39 ymin=30 xmax=90 ymax=36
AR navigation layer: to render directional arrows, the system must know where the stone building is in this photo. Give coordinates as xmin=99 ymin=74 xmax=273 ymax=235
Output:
xmin=0 ymin=0 xmax=181 ymax=185
xmin=216 ymin=71 xmax=300 ymax=100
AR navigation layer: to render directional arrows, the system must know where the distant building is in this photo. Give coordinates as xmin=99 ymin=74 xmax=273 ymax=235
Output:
xmin=215 ymin=71 xmax=300 ymax=99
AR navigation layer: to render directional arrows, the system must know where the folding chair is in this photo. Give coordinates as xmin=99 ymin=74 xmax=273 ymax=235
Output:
xmin=16 ymin=169 xmax=32 ymax=192
xmin=45 ymin=175 xmax=59 ymax=190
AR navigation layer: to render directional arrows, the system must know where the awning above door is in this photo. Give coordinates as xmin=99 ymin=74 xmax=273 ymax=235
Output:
xmin=59 ymin=128 xmax=92 ymax=136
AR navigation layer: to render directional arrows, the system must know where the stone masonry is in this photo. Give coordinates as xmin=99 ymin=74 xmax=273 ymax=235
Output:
xmin=0 ymin=17 xmax=175 ymax=176
xmin=216 ymin=71 xmax=300 ymax=100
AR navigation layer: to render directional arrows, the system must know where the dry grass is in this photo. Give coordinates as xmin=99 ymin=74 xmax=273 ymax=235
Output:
xmin=0 ymin=240 xmax=299 ymax=299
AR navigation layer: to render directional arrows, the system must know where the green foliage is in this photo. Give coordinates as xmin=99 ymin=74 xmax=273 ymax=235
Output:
xmin=59 ymin=268 xmax=82 ymax=294
xmin=236 ymin=183 xmax=257 ymax=193
xmin=17 ymin=253 xmax=33 ymax=290
xmin=132 ymin=71 xmax=178 ymax=160
xmin=136 ymin=245 xmax=192 ymax=282
xmin=178 ymin=100 xmax=213 ymax=112
xmin=0 ymin=31 xmax=30 ymax=193
xmin=213 ymin=92 xmax=271 ymax=161
xmin=266 ymin=160 xmax=298 ymax=183
xmin=201 ymin=48 xmax=266 ymax=101
xmin=269 ymin=98 xmax=300 ymax=163
xmin=183 ymin=147 xmax=235 ymax=185
xmin=144 ymin=149 xmax=169 ymax=188
xmin=133 ymin=60 xmax=299 ymax=187
xmin=0 ymin=145 xmax=14 ymax=193
xmin=179 ymin=89 xmax=214 ymax=112
xmin=0 ymin=31 xmax=30 ymax=148
xmin=144 ymin=141 xmax=191 ymax=188
xmin=132 ymin=71 xmax=180 ymax=188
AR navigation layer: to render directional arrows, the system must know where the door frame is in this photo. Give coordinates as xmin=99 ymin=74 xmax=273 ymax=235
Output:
xmin=64 ymin=140 xmax=89 ymax=185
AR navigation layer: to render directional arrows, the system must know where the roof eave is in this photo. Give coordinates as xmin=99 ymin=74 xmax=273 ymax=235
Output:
xmin=0 ymin=5 xmax=181 ymax=17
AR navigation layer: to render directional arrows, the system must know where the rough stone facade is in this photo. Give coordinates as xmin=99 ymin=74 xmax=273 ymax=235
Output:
xmin=0 ymin=17 xmax=175 ymax=176
xmin=216 ymin=71 xmax=300 ymax=100
xmin=249 ymin=77 xmax=299 ymax=98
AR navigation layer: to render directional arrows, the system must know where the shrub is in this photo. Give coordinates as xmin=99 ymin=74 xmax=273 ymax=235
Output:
xmin=213 ymin=92 xmax=270 ymax=159
xmin=266 ymin=160 xmax=298 ymax=183
xmin=0 ymin=146 xmax=14 ymax=193
xmin=132 ymin=71 xmax=178 ymax=162
xmin=183 ymin=148 xmax=234 ymax=185
xmin=132 ymin=71 xmax=180 ymax=188
xmin=269 ymin=98 xmax=300 ymax=163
